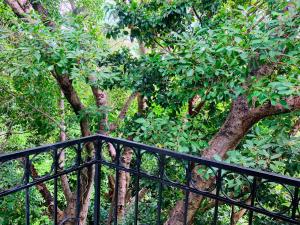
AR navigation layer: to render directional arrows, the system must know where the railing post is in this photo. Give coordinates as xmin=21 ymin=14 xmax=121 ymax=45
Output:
xmin=24 ymin=156 xmax=30 ymax=225
xmin=183 ymin=161 xmax=191 ymax=225
xmin=134 ymin=149 xmax=141 ymax=225
xmin=93 ymin=139 xmax=102 ymax=225
xmin=53 ymin=148 xmax=58 ymax=225
xmin=76 ymin=143 xmax=82 ymax=225
xmin=113 ymin=144 xmax=121 ymax=225
xmin=291 ymin=186 xmax=299 ymax=219
xmin=157 ymin=154 xmax=165 ymax=225
xmin=213 ymin=169 xmax=222 ymax=225
xmin=248 ymin=177 xmax=257 ymax=225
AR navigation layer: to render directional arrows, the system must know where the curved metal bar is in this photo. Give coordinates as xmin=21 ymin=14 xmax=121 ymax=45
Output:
xmin=220 ymin=172 xmax=252 ymax=203
xmin=256 ymin=181 xmax=294 ymax=214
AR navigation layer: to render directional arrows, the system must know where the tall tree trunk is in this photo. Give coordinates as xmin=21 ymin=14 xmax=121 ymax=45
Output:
xmin=107 ymin=146 xmax=133 ymax=224
xmin=117 ymin=144 xmax=133 ymax=221
xmin=58 ymin=90 xmax=73 ymax=202
xmin=106 ymin=92 xmax=138 ymax=223
xmin=57 ymin=91 xmax=78 ymax=224
xmin=165 ymin=96 xmax=300 ymax=225
xmin=89 ymin=76 xmax=116 ymax=159
xmin=108 ymin=40 xmax=147 ymax=223
xmin=55 ymin=74 xmax=95 ymax=225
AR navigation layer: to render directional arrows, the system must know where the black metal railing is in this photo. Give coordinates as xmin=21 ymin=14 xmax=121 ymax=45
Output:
xmin=0 ymin=135 xmax=299 ymax=225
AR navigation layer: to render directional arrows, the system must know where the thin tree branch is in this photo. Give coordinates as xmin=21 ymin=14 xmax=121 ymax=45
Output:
xmin=188 ymin=95 xmax=205 ymax=117
xmin=124 ymin=188 xmax=148 ymax=214
xmin=246 ymin=15 xmax=266 ymax=33
xmin=0 ymin=131 xmax=29 ymax=137
xmin=153 ymin=38 xmax=171 ymax=53
xmin=192 ymin=6 xmax=202 ymax=25
xmin=246 ymin=1 xmax=265 ymax=17
xmin=119 ymin=92 xmax=138 ymax=120
xmin=29 ymin=162 xmax=63 ymax=216
xmin=110 ymin=92 xmax=138 ymax=132
xmin=250 ymin=96 xmax=300 ymax=118
xmin=232 ymin=199 xmax=252 ymax=225
xmin=290 ymin=118 xmax=300 ymax=136
xmin=58 ymin=90 xmax=73 ymax=203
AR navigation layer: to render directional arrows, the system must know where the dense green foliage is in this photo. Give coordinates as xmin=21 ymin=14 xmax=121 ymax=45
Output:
xmin=0 ymin=0 xmax=299 ymax=224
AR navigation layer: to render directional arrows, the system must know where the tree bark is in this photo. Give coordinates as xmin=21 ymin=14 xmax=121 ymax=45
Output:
xmin=165 ymin=96 xmax=300 ymax=225
xmin=4 ymin=0 xmax=33 ymax=16
xmin=118 ymin=92 xmax=138 ymax=121
xmin=107 ymin=141 xmax=134 ymax=224
xmin=58 ymin=91 xmax=73 ymax=204
xmin=188 ymin=95 xmax=205 ymax=117
xmin=290 ymin=118 xmax=300 ymax=136
xmin=89 ymin=75 xmax=116 ymax=159
xmin=29 ymin=163 xmax=65 ymax=221
xmin=116 ymin=146 xmax=133 ymax=220
xmin=137 ymin=41 xmax=147 ymax=116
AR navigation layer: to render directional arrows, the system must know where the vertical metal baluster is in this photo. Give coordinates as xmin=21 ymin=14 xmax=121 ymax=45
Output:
xmin=53 ymin=148 xmax=58 ymax=225
xmin=157 ymin=154 xmax=165 ymax=225
xmin=291 ymin=186 xmax=299 ymax=219
xmin=76 ymin=144 xmax=82 ymax=225
xmin=248 ymin=177 xmax=257 ymax=225
xmin=183 ymin=162 xmax=191 ymax=225
xmin=213 ymin=169 xmax=222 ymax=225
xmin=230 ymin=205 xmax=235 ymax=225
xmin=134 ymin=149 xmax=141 ymax=225
xmin=94 ymin=140 xmax=102 ymax=225
xmin=25 ymin=156 xmax=30 ymax=225
xmin=114 ymin=144 xmax=121 ymax=225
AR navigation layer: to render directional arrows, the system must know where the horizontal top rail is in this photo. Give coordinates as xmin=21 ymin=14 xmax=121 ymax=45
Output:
xmin=0 ymin=134 xmax=299 ymax=187
xmin=0 ymin=135 xmax=98 ymax=161
xmin=98 ymin=135 xmax=300 ymax=186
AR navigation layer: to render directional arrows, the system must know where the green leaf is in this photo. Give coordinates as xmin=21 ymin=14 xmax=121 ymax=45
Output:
xmin=279 ymin=99 xmax=289 ymax=109
xmin=270 ymin=153 xmax=282 ymax=160
xmin=135 ymin=118 xmax=146 ymax=124
xmin=187 ymin=69 xmax=194 ymax=77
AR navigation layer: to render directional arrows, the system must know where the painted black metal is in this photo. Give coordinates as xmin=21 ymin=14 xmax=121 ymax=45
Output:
xmin=113 ymin=144 xmax=121 ymax=225
xmin=183 ymin=162 xmax=191 ymax=225
xmin=0 ymin=134 xmax=299 ymax=224
xmin=93 ymin=140 xmax=102 ymax=225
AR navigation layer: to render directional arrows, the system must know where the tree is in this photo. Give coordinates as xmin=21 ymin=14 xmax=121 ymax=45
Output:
xmin=104 ymin=0 xmax=300 ymax=224
xmin=1 ymin=0 xmax=138 ymax=224
xmin=1 ymin=0 xmax=299 ymax=224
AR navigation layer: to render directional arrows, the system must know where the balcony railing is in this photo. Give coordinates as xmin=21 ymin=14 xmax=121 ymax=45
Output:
xmin=0 ymin=135 xmax=299 ymax=225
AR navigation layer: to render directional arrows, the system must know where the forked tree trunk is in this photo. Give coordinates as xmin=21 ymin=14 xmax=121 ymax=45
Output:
xmin=165 ymin=96 xmax=256 ymax=225
xmin=55 ymin=75 xmax=95 ymax=225
xmin=165 ymin=96 xmax=300 ymax=225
